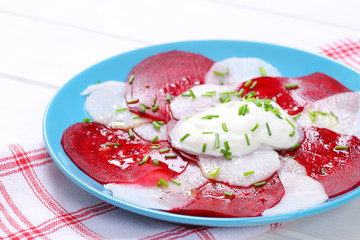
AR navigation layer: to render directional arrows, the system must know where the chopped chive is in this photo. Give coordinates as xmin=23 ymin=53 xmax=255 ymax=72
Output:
xmin=202 ymin=143 xmax=207 ymax=153
xmin=159 ymin=148 xmax=170 ymax=153
xmin=206 ymin=91 xmax=217 ymax=94
xmin=201 ymin=93 xmax=215 ymax=97
xmin=150 ymin=136 xmax=159 ymax=143
xmin=101 ymin=142 xmax=121 ymax=146
xmin=166 ymin=95 xmax=173 ymax=102
xmin=165 ymin=154 xmax=177 ymax=158
xmin=245 ymin=91 xmax=257 ymax=99
xmin=83 ymin=118 xmax=91 ymax=122
xmin=154 ymin=120 xmax=165 ymax=125
xmin=317 ymin=111 xmax=328 ymax=116
xmin=293 ymin=113 xmax=301 ymax=120
xmin=330 ymin=111 xmax=338 ymax=120
xmin=97 ymin=80 xmax=101 ymax=83
xmin=249 ymin=81 xmax=258 ymax=89
xmin=156 ymin=178 xmax=169 ymax=188
xmin=224 ymin=192 xmax=233 ymax=198
xmin=290 ymin=143 xmax=300 ymax=150
xmin=224 ymin=141 xmax=230 ymax=151
xmin=259 ymin=67 xmax=267 ymax=76
xmin=266 ymin=122 xmax=272 ymax=136
xmin=285 ymin=118 xmax=296 ymax=130
xmin=128 ymin=128 xmax=135 ymax=140
xmin=127 ymin=98 xmax=139 ymax=104
xmin=254 ymin=181 xmax=266 ymax=187
xmin=215 ymin=133 xmax=220 ymax=149
xmin=335 ymin=145 xmax=349 ymax=150
xmin=151 ymin=104 xmax=160 ymax=112
xmin=189 ymin=89 xmax=196 ymax=99
xmin=133 ymin=115 xmax=141 ymax=119
xmin=141 ymin=104 xmax=150 ymax=109
xmin=150 ymin=146 xmax=160 ymax=149
xmin=140 ymin=104 xmax=146 ymax=113
xmin=225 ymin=67 xmax=229 ymax=75
xmin=253 ymin=98 xmax=262 ymax=107
xmin=180 ymin=133 xmax=190 ymax=142
xmin=238 ymin=105 xmax=244 ymax=115
xmin=222 ymin=122 xmax=228 ymax=132
xmin=245 ymin=133 xmax=250 ymax=146
xmin=202 ymin=132 xmax=214 ymax=134
xmin=171 ymin=179 xmax=181 ymax=185
xmin=221 ymin=95 xmax=231 ymax=103
xmin=284 ymin=84 xmax=299 ymax=89
xmin=181 ymin=93 xmax=191 ymax=97
xmin=244 ymin=79 xmax=252 ymax=87
xmin=214 ymin=70 xmax=225 ymax=76
xmin=220 ymin=149 xmax=232 ymax=156
xmin=210 ymin=168 xmax=220 ymax=178
xmin=138 ymin=155 xmax=149 ymax=165
xmin=219 ymin=75 xmax=224 ymax=85
xmin=128 ymin=74 xmax=135 ymax=84
xmin=152 ymin=96 xmax=157 ymax=106
xmin=201 ymin=115 xmax=219 ymax=119
xmin=241 ymin=104 xmax=248 ymax=115
xmin=289 ymin=131 xmax=296 ymax=137
xmin=244 ymin=170 xmax=255 ymax=176
xmin=153 ymin=159 xmax=159 ymax=166
xmin=307 ymin=110 xmax=317 ymax=122
xmin=116 ymin=107 xmax=128 ymax=112
xmin=250 ymin=123 xmax=259 ymax=132
xmin=321 ymin=168 xmax=326 ymax=175
xmin=152 ymin=121 xmax=161 ymax=130
xmin=185 ymin=115 xmax=193 ymax=120
xmin=237 ymin=88 xmax=245 ymax=97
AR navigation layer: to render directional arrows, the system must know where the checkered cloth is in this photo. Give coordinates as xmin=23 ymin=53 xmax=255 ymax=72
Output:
xmin=1 ymin=38 xmax=359 ymax=239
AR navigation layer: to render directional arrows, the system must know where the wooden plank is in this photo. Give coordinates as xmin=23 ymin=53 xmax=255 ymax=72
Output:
xmin=0 ymin=75 xmax=56 ymax=145
xmin=0 ymin=12 xmax=147 ymax=86
xmin=214 ymin=0 xmax=360 ymax=31
xmin=0 ymin=1 xmax=359 ymax=88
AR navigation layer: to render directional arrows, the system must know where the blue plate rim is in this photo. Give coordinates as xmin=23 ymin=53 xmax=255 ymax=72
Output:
xmin=43 ymin=39 xmax=360 ymax=227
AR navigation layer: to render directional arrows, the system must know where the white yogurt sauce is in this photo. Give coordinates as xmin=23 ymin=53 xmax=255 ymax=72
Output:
xmin=171 ymin=100 xmax=300 ymax=157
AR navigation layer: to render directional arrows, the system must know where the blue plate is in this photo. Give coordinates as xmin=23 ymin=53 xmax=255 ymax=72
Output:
xmin=43 ymin=40 xmax=360 ymax=227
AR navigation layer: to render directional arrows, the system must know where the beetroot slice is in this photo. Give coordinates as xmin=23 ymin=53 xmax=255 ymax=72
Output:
xmin=170 ymin=174 xmax=284 ymax=217
xmin=236 ymin=73 xmax=351 ymax=115
xmin=125 ymin=50 xmax=214 ymax=122
xmin=281 ymin=126 xmax=360 ymax=198
xmin=61 ymin=122 xmax=188 ymax=185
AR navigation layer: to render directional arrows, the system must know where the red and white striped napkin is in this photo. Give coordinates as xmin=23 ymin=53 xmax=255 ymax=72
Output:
xmin=0 ymin=38 xmax=359 ymax=240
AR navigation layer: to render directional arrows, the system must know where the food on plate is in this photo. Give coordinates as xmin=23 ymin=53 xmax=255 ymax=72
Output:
xmin=62 ymin=50 xmax=360 ymax=218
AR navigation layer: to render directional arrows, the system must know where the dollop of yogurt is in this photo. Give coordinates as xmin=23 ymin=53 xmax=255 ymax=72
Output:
xmin=170 ymin=99 xmax=300 ymax=157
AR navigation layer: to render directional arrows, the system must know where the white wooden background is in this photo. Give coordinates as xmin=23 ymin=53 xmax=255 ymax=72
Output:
xmin=1 ymin=0 xmax=359 ymax=239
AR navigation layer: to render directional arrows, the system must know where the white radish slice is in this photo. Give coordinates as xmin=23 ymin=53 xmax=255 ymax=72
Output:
xmin=262 ymin=157 xmax=328 ymax=216
xmin=198 ymin=148 xmax=281 ymax=187
xmin=295 ymin=92 xmax=360 ymax=137
xmin=170 ymin=84 xmax=237 ymax=120
xmin=104 ymin=162 xmax=208 ymax=210
xmin=205 ymin=57 xmax=281 ymax=86
xmin=262 ymin=172 xmax=328 ymax=216
xmin=133 ymin=122 xmax=168 ymax=141
xmin=279 ymin=156 xmax=307 ymax=176
xmin=82 ymin=81 xmax=149 ymax=129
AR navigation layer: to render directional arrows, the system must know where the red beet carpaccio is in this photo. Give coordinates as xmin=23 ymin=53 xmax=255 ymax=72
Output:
xmin=62 ymin=51 xmax=359 ymax=218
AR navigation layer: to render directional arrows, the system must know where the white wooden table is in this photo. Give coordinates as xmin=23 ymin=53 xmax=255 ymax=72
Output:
xmin=1 ymin=1 xmax=359 ymax=239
